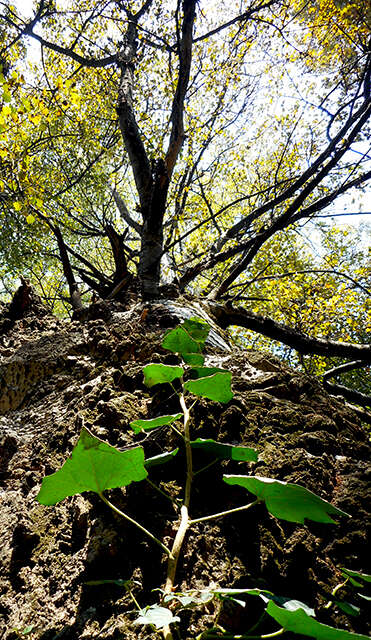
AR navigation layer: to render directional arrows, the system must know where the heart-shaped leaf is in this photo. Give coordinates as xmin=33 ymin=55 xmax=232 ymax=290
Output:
xmin=184 ymin=372 xmax=233 ymax=404
xmin=131 ymin=413 xmax=182 ymax=434
xmin=223 ymin=475 xmax=349 ymax=524
xmin=143 ymin=363 xmax=183 ymax=387
xmin=37 ymin=428 xmax=147 ymax=505
xmin=191 ymin=438 xmax=257 ymax=462
xmin=266 ymin=600 xmax=369 ymax=639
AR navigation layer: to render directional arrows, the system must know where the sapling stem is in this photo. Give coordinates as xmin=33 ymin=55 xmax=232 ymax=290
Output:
xmin=324 ymin=579 xmax=348 ymax=609
xmin=99 ymin=492 xmax=171 ymax=556
xmin=189 ymin=500 xmax=260 ymax=525
xmin=162 ymin=393 xmax=192 ymax=640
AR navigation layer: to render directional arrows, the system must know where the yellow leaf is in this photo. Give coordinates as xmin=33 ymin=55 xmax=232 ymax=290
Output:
xmin=26 ymin=214 xmax=35 ymax=224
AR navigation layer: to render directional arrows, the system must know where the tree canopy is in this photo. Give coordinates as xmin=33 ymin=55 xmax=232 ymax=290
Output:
xmin=0 ymin=0 xmax=370 ymax=407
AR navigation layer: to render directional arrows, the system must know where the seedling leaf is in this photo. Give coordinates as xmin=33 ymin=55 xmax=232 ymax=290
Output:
xmin=191 ymin=366 xmax=229 ymax=378
xmin=335 ymin=601 xmax=360 ymax=617
xmin=145 ymin=448 xmax=179 ymax=468
xmin=184 ymin=372 xmax=233 ymax=404
xmin=266 ymin=601 xmax=369 ymax=639
xmin=143 ymin=363 xmax=183 ymax=387
xmin=223 ymin=475 xmax=349 ymax=524
xmin=134 ymin=605 xmax=180 ymax=629
xmin=341 ymin=568 xmax=371 ymax=584
xmin=162 ymin=325 xmax=199 ymax=355
xmin=212 ymin=589 xmax=314 ymax=616
xmin=190 ymin=438 xmax=258 ymax=462
xmin=130 ymin=413 xmax=182 ymax=434
xmin=163 ymin=591 xmax=214 ymax=608
xmin=36 ymin=428 xmax=147 ymax=505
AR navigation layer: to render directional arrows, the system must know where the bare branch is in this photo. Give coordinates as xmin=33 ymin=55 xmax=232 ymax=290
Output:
xmin=112 ymin=188 xmax=142 ymax=234
xmin=323 ymin=360 xmax=369 ymax=381
xmin=26 ymin=30 xmax=116 ymax=68
xmin=192 ymin=1 xmax=275 ymax=43
xmin=324 ymin=380 xmax=371 ymax=409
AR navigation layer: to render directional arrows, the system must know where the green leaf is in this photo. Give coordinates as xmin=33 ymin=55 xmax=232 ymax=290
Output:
xmin=144 ymin=448 xmax=179 ymax=468
xmin=182 ymin=318 xmax=210 ymax=342
xmin=190 ymin=438 xmax=258 ymax=462
xmin=162 ymin=325 xmax=199 ymax=355
xmin=211 ymin=589 xmax=314 ymax=616
xmin=163 ymin=591 xmax=214 ymax=608
xmin=223 ymin=476 xmax=350 ymax=524
xmin=341 ymin=568 xmax=371 ymax=584
xmin=191 ymin=366 xmax=229 ymax=378
xmin=184 ymin=372 xmax=233 ymax=404
xmin=36 ymin=428 xmax=147 ymax=505
xmin=143 ymin=363 xmax=184 ymax=387
xmin=134 ymin=605 xmax=180 ymax=629
xmin=161 ymin=318 xmax=209 ymax=358
xmin=335 ymin=601 xmax=360 ymax=617
xmin=266 ymin=600 xmax=369 ymax=639
xmin=130 ymin=413 xmax=182 ymax=434
xmin=182 ymin=353 xmax=205 ymax=366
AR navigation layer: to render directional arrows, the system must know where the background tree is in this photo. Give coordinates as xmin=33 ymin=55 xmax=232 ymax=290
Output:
xmin=0 ymin=0 xmax=370 ymax=407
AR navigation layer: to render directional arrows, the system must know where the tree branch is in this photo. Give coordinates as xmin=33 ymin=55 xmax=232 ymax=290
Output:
xmin=116 ymin=16 xmax=152 ymax=213
xmin=206 ymin=301 xmax=371 ymax=361
xmin=165 ymin=0 xmax=197 ymax=177
xmin=53 ymin=226 xmax=83 ymax=310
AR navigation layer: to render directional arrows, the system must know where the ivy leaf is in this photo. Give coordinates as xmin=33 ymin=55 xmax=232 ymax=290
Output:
xmin=36 ymin=428 xmax=147 ymax=505
xmin=223 ymin=476 xmax=350 ymax=524
xmin=130 ymin=413 xmax=182 ymax=434
xmin=184 ymin=372 xmax=233 ymax=404
xmin=266 ymin=601 xmax=369 ymax=639
xmin=134 ymin=605 xmax=180 ymax=629
xmin=190 ymin=438 xmax=257 ymax=462
xmin=144 ymin=448 xmax=179 ymax=468
xmin=143 ymin=363 xmax=183 ymax=387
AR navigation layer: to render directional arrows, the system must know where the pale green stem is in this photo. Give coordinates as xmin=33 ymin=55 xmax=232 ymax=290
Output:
xmin=146 ymin=478 xmax=178 ymax=508
xmin=129 ymin=590 xmax=141 ymax=611
xmin=99 ymin=492 xmax=171 ymax=557
xmin=324 ymin=579 xmax=348 ymax=609
xmin=190 ymin=500 xmax=260 ymax=525
xmin=194 ymin=458 xmax=219 ymax=476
